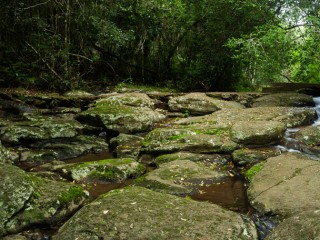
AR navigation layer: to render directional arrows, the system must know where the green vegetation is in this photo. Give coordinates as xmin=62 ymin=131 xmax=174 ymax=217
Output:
xmin=0 ymin=1 xmax=319 ymax=91
xmin=244 ymin=163 xmax=265 ymax=182
xmin=58 ymin=186 xmax=86 ymax=205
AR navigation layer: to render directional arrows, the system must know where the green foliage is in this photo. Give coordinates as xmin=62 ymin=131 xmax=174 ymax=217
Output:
xmin=3 ymin=0 xmax=319 ymax=91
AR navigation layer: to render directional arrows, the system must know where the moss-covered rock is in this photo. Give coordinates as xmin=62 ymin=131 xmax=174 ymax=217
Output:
xmin=97 ymin=92 xmax=156 ymax=108
xmin=230 ymin=121 xmax=286 ymax=146
xmin=30 ymin=135 xmax=109 ymax=160
xmin=77 ymin=96 xmax=165 ymax=133
xmin=54 ymin=158 xmax=146 ymax=182
xmin=168 ymin=92 xmax=244 ymax=115
xmin=142 ymin=128 xmax=238 ymax=154
xmin=232 ymin=148 xmax=281 ymax=166
xmin=109 ymin=134 xmax=144 ymax=159
xmin=0 ymin=164 xmax=88 ymax=236
xmin=292 ymin=125 xmax=320 ymax=157
xmin=154 ymin=151 xmax=229 ymax=166
xmin=176 ymin=107 xmax=316 ymax=128
xmin=135 ymin=160 xmax=227 ymax=195
xmin=252 ymin=93 xmax=314 ymax=107
xmin=19 ymin=149 xmax=58 ymax=164
xmin=0 ymin=145 xmax=19 ymax=164
xmin=247 ymin=153 xmax=320 ymax=218
xmin=53 ymin=186 xmax=258 ymax=240
xmin=1 ymin=115 xmax=85 ymax=144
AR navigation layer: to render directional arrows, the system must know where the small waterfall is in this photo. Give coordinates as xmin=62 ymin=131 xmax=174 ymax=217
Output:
xmin=276 ymin=96 xmax=320 ymax=153
xmin=312 ymin=96 xmax=320 ymax=126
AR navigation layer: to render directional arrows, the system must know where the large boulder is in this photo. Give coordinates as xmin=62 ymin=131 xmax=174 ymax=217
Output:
xmin=252 ymin=93 xmax=314 ymax=107
xmin=247 ymin=152 xmax=320 ymax=218
xmin=76 ymin=94 xmax=165 ymax=134
xmin=53 ymin=186 xmax=258 ymax=240
xmin=53 ymin=158 xmax=146 ymax=182
xmin=0 ymin=164 xmax=88 ymax=236
xmin=230 ymin=121 xmax=286 ymax=146
xmin=135 ymin=160 xmax=227 ymax=195
xmin=168 ymin=92 xmax=244 ymax=115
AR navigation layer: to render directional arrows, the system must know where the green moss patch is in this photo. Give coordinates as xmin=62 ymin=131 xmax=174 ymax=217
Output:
xmin=244 ymin=162 xmax=265 ymax=181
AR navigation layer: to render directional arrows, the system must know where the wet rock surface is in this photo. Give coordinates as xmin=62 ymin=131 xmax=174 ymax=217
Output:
xmin=0 ymin=89 xmax=319 ymax=239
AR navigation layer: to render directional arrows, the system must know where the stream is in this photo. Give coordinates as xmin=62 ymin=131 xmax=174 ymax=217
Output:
xmin=11 ymin=95 xmax=320 ymax=240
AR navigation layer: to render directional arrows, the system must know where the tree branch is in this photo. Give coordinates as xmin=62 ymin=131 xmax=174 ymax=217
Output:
xmin=25 ymin=41 xmax=63 ymax=81
xmin=23 ymin=0 xmax=51 ymax=10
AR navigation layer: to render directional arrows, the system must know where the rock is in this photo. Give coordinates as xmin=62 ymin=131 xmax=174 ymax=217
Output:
xmin=206 ymin=92 xmax=267 ymax=107
xmin=292 ymin=125 xmax=320 ymax=157
xmin=135 ymin=160 xmax=227 ymax=195
xmin=0 ymin=164 xmax=88 ymax=236
xmin=176 ymin=107 xmax=316 ymax=128
xmin=76 ymin=95 xmax=165 ymax=134
xmin=63 ymin=90 xmax=95 ymax=98
xmin=19 ymin=149 xmax=58 ymax=164
xmin=54 ymin=158 xmax=146 ymax=182
xmin=109 ymin=134 xmax=144 ymax=159
xmin=232 ymin=148 xmax=281 ymax=166
xmin=252 ymin=93 xmax=314 ymax=107
xmin=0 ymin=115 xmax=85 ymax=144
xmin=247 ymin=152 xmax=320 ymax=218
xmin=97 ymin=92 xmax=156 ymax=108
xmin=154 ymin=152 xmax=229 ymax=167
xmin=30 ymin=135 xmax=109 ymax=160
xmin=142 ymin=128 xmax=238 ymax=154
xmin=53 ymin=186 xmax=258 ymax=240
xmin=168 ymin=92 xmax=244 ymax=115
xmin=2 ymin=234 xmax=28 ymax=240
xmin=265 ymin=211 xmax=320 ymax=240
xmin=0 ymin=144 xmax=19 ymax=164
xmin=230 ymin=121 xmax=286 ymax=146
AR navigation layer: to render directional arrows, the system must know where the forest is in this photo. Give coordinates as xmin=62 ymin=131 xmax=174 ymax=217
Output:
xmin=1 ymin=0 xmax=320 ymax=92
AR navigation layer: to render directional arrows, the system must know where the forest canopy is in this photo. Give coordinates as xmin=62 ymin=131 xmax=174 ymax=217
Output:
xmin=0 ymin=0 xmax=319 ymax=92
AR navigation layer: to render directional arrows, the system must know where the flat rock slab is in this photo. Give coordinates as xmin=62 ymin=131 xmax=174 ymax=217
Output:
xmin=135 ymin=160 xmax=227 ymax=195
xmin=247 ymin=152 xmax=320 ymax=218
xmin=154 ymin=151 xmax=228 ymax=167
xmin=265 ymin=210 xmax=320 ymax=240
xmin=168 ymin=92 xmax=244 ymax=115
xmin=252 ymin=93 xmax=314 ymax=107
xmin=142 ymin=128 xmax=238 ymax=154
xmin=232 ymin=148 xmax=281 ymax=166
xmin=0 ymin=115 xmax=84 ymax=144
xmin=53 ymin=186 xmax=258 ymax=240
xmin=176 ymin=107 xmax=315 ymax=128
xmin=230 ymin=121 xmax=286 ymax=146
xmin=54 ymin=158 xmax=145 ymax=182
